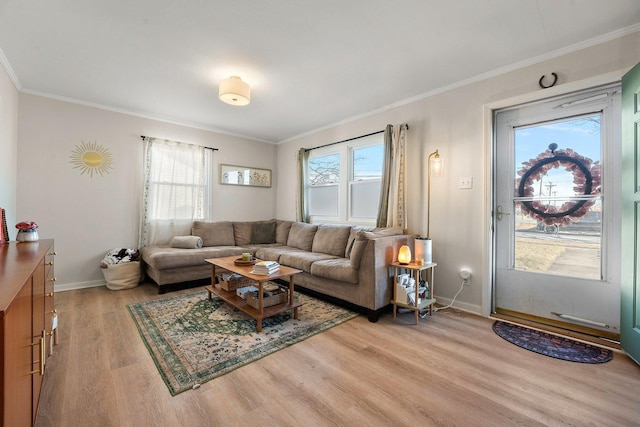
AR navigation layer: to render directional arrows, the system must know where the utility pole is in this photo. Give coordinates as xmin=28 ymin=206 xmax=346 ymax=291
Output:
xmin=545 ymin=182 xmax=556 ymax=205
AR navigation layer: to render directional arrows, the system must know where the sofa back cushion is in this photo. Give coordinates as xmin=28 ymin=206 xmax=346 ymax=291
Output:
xmin=344 ymin=225 xmax=373 ymax=257
xmin=312 ymin=224 xmax=352 ymax=257
xmin=350 ymin=231 xmax=369 ymax=269
xmin=287 ymin=222 xmax=318 ymax=251
xmin=348 ymin=227 xmax=404 ymax=269
xmin=251 ymin=220 xmax=277 ymax=244
xmin=233 ymin=222 xmax=252 ymax=246
xmin=192 ymin=221 xmax=235 ymax=246
xmin=276 ymin=220 xmax=293 ymax=244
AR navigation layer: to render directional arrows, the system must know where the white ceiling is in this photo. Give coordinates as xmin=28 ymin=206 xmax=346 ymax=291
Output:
xmin=1 ymin=1 xmax=640 ymax=143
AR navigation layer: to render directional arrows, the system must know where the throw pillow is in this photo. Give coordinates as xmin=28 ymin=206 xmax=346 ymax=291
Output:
xmin=170 ymin=235 xmax=203 ymax=249
xmin=251 ymin=221 xmax=276 ymax=244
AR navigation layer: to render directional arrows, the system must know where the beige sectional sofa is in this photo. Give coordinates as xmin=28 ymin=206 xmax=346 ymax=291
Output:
xmin=140 ymin=219 xmax=415 ymax=321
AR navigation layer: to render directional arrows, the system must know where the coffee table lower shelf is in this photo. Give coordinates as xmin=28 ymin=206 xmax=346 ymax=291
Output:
xmin=205 ymin=285 xmax=303 ymax=332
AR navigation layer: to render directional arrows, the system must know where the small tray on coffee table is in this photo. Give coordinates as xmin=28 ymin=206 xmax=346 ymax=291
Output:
xmin=234 ymin=257 xmax=257 ymax=266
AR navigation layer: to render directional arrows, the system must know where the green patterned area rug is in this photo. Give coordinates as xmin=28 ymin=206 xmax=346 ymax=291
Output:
xmin=127 ymin=289 xmax=359 ymax=395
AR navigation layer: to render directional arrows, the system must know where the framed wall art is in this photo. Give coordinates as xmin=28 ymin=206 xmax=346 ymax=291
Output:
xmin=219 ymin=164 xmax=271 ymax=188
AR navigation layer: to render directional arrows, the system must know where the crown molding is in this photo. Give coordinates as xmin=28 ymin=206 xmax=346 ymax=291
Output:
xmin=19 ymin=88 xmax=276 ymax=144
xmin=0 ymin=47 xmax=22 ymax=91
xmin=278 ymin=24 xmax=640 ymax=144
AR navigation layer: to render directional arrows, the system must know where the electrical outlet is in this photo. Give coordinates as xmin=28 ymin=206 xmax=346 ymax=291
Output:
xmin=460 ymin=268 xmax=471 ymax=285
xmin=459 ymin=176 xmax=473 ymax=189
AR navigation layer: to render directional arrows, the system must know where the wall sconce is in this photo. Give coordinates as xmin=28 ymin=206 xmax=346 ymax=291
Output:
xmin=427 ymin=149 xmax=442 ymax=238
xmin=219 ymin=76 xmax=251 ymax=106
xmin=398 ymin=245 xmax=412 ymax=265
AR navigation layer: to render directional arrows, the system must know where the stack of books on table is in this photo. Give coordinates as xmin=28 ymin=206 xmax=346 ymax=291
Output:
xmin=252 ymin=260 xmax=280 ymax=275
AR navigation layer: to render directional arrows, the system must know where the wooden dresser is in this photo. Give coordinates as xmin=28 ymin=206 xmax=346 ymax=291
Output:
xmin=0 ymin=240 xmax=56 ymax=426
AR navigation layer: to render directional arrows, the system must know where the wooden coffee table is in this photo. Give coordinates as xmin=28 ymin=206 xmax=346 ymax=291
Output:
xmin=204 ymin=255 xmax=303 ymax=332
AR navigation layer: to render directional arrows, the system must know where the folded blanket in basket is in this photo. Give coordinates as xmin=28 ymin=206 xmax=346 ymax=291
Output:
xmin=171 ymin=235 xmax=203 ymax=249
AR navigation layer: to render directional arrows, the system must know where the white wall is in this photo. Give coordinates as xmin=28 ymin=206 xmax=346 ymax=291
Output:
xmin=17 ymin=94 xmax=277 ymax=290
xmin=276 ymin=31 xmax=640 ymax=315
xmin=0 ymin=62 xmax=18 ymax=235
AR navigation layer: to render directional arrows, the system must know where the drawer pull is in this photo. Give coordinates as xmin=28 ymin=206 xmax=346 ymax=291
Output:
xmin=48 ymin=277 xmax=57 ymax=282
xmin=46 ymin=261 xmax=54 ymax=266
xmin=45 ymin=292 xmax=54 ymax=297
xmin=29 ymin=333 xmax=46 ymax=376
xmin=48 ymin=251 xmax=57 ymax=256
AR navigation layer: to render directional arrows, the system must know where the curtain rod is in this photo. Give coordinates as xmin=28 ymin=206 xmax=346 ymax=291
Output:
xmin=140 ymin=135 xmax=218 ymax=151
xmin=304 ymin=124 xmax=408 ymax=152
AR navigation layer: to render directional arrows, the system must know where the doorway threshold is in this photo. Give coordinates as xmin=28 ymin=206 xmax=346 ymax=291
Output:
xmin=491 ymin=310 xmax=621 ymax=352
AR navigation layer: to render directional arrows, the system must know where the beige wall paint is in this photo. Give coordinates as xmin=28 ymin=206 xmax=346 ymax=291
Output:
xmin=17 ymin=94 xmax=277 ymax=289
xmin=276 ymin=31 xmax=640 ymax=315
xmin=0 ymin=63 xmax=18 ymax=235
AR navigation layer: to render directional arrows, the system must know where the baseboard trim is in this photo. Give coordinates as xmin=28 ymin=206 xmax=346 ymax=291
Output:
xmin=55 ymin=280 xmax=106 ymax=292
xmin=434 ymin=295 xmax=482 ymax=315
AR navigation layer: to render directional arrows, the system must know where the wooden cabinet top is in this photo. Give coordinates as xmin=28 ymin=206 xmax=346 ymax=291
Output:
xmin=0 ymin=240 xmax=54 ymax=316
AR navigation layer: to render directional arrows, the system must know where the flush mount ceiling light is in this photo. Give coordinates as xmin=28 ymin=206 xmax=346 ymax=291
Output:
xmin=219 ymin=76 xmax=250 ymax=106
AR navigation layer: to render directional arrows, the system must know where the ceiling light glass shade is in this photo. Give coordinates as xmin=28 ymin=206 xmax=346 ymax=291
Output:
xmin=219 ymin=76 xmax=250 ymax=106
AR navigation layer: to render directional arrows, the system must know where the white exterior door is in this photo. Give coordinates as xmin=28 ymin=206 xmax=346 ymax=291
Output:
xmin=494 ymin=86 xmax=621 ymax=335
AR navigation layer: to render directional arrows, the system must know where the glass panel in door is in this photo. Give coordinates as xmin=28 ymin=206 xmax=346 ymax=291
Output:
xmin=513 ymin=116 xmax=602 ymax=280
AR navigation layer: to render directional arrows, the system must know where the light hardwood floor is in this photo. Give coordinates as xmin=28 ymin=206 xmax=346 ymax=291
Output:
xmin=35 ymin=282 xmax=640 ymax=427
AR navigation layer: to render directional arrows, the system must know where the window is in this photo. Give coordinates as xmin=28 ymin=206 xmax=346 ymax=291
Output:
xmin=307 ymin=134 xmax=384 ymax=224
xmin=140 ymin=137 xmax=213 ymax=246
xmin=308 ymin=153 xmax=340 ymax=217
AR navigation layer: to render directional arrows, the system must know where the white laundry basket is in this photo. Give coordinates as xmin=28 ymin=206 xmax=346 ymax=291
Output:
xmin=100 ymin=248 xmax=141 ymax=290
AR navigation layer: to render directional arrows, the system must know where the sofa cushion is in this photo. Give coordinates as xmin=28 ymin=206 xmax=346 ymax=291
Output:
xmin=240 ymin=243 xmax=284 ymax=255
xmin=255 ymin=246 xmax=305 ymax=263
xmin=192 ymin=221 xmax=236 ymax=246
xmin=310 ymin=258 xmax=359 ymax=284
xmin=276 ymin=220 xmax=293 ymax=244
xmin=233 ymin=222 xmax=252 ymax=246
xmin=279 ymin=251 xmax=338 ymax=273
xmin=350 ymin=232 xmax=369 ymax=269
xmin=286 ymin=222 xmax=318 ymax=251
xmin=344 ymin=225 xmax=373 ymax=257
xmin=312 ymin=224 xmax=352 ymax=257
xmin=141 ymin=245 xmax=244 ymax=269
xmin=251 ymin=220 xmax=276 ymax=244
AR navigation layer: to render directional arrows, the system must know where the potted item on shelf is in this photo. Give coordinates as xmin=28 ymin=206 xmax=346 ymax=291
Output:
xmin=15 ymin=221 xmax=39 ymax=242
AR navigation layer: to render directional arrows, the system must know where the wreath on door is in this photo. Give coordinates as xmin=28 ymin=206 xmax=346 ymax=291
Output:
xmin=516 ymin=143 xmax=601 ymax=226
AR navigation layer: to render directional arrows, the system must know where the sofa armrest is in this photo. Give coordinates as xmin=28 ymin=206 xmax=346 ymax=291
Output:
xmin=358 ymin=234 xmax=416 ymax=310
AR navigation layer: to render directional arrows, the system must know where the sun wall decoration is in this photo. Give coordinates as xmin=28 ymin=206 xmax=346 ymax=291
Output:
xmin=69 ymin=141 xmax=113 ymax=177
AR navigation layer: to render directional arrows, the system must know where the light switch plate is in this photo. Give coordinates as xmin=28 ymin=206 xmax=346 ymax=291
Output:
xmin=459 ymin=177 xmax=473 ymax=189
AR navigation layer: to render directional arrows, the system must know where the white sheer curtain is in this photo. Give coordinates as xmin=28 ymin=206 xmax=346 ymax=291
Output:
xmin=376 ymin=124 xmax=407 ymax=228
xmin=139 ymin=137 xmax=211 ymax=247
